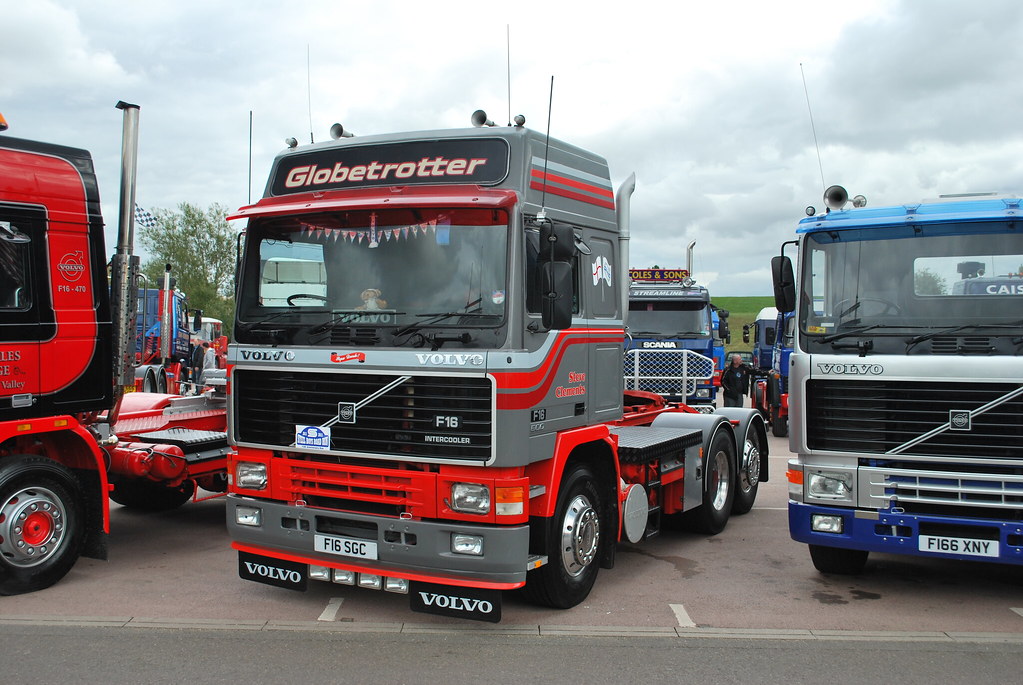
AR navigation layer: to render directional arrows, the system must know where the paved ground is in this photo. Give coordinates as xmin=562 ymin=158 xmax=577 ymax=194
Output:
xmin=3 ymin=430 xmax=1023 ymax=638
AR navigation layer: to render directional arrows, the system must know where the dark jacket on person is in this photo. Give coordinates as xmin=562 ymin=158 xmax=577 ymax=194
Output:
xmin=721 ymin=361 xmax=752 ymax=398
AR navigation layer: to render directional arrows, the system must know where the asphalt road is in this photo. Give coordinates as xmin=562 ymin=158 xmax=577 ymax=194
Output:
xmin=3 ymin=431 xmax=1023 ymax=638
xmin=2 ymin=623 xmax=1022 ymax=685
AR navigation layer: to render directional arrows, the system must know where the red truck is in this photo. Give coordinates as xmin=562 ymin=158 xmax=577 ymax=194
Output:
xmin=225 ymin=112 xmax=768 ymax=621
xmin=0 ymin=103 xmax=227 ymax=595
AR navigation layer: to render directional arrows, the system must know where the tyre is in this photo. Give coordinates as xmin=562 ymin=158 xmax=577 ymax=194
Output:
xmin=156 ymin=370 xmax=168 ymax=394
xmin=142 ymin=368 xmax=158 ymax=393
xmin=731 ymin=426 xmax=762 ymax=515
xmin=109 ymin=477 xmax=195 ymax=511
xmin=770 ymin=405 xmax=788 ymax=438
xmin=687 ymin=429 xmax=735 ymax=535
xmin=0 ymin=455 xmax=85 ymax=595
xmin=809 ymin=544 xmax=869 ymax=574
xmin=522 ymin=463 xmax=605 ymax=609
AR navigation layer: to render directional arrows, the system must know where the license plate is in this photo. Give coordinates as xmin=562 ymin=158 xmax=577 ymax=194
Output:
xmin=918 ymin=535 xmax=999 ymax=558
xmin=314 ymin=533 xmax=378 ymax=560
xmin=409 ymin=581 xmax=502 ymax=623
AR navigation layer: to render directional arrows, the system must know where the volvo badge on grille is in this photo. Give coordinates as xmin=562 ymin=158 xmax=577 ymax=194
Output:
xmin=337 ymin=402 xmax=357 ymax=424
xmin=949 ymin=409 xmax=972 ymax=431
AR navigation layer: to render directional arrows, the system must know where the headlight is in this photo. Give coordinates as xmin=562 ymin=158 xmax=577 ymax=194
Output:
xmin=695 ymin=388 xmax=711 ymax=398
xmin=234 ymin=505 xmax=262 ymax=527
xmin=451 ymin=533 xmax=484 ymax=556
xmin=236 ymin=462 xmax=267 ymax=490
xmin=807 ymin=470 xmax=853 ymax=503
xmin=450 ymin=483 xmax=490 ymax=514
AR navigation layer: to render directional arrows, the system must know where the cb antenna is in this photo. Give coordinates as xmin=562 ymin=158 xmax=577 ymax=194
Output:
xmin=307 ymin=44 xmax=314 ymax=144
xmin=506 ymin=25 xmax=512 ymax=126
xmin=800 ymin=63 xmax=826 ymax=193
xmin=537 ymin=75 xmax=554 ymax=221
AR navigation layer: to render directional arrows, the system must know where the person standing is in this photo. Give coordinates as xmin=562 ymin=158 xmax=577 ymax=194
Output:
xmin=721 ymin=353 xmax=752 ymax=407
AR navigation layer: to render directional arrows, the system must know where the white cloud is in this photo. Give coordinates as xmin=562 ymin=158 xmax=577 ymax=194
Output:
xmin=3 ymin=0 xmax=1021 ymax=296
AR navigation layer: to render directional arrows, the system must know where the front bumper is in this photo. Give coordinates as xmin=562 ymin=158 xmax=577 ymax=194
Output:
xmin=788 ymin=501 xmax=1023 ymax=565
xmin=227 ymin=494 xmax=530 ymax=588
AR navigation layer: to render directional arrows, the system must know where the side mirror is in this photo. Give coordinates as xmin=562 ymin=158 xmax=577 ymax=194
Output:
xmin=718 ymin=318 xmax=730 ymax=343
xmin=540 ymin=262 xmax=573 ymax=330
xmin=539 ymin=222 xmax=576 ymax=263
xmin=771 ymin=255 xmax=796 ymax=313
xmin=192 ymin=309 xmax=203 ymax=332
xmin=742 ymin=324 xmax=750 ymax=344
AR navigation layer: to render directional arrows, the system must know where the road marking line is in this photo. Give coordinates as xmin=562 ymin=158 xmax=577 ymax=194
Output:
xmin=318 ymin=597 xmax=344 ymax=622
xmin=1011 ymin=608 xmax=1023 ymax=620
xmin=669 ymin=603 xmax=696 ymax=628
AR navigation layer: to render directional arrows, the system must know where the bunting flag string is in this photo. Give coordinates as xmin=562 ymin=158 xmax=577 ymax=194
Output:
xmin=295 ymin=220 xmax=447 ymax=244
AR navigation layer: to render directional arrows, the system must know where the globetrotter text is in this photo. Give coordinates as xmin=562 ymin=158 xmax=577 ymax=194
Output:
xmin=284 ymin=156 xmax=490 ymax=189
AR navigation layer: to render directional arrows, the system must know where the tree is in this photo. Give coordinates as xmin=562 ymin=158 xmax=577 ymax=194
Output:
xmin=914 ymin=267 xmax=947 ymax=296
xmin=138 ymin=202 xmax=237 ymax=336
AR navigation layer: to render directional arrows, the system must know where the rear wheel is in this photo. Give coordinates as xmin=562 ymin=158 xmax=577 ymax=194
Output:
xmin=732 ymin=426 xmax=762 ymax=515
xmin=109 ymin=477 xmax=195 ymax=511
xmin=142 ymin=368 xmax=158 ymax=393
xmin=809 ymin=544 xmax=869 ymax=574
xmin=0 ymin=456 xmax=85 ymax=595
xmin=770 ymin=406 xmax=788 ymax=438
xmin=156 ymin=370 xmax=168 ymax=394
xmin=687 ymin=429 xmax=735 ymax=534
xmin=522 ymin=463 xmax=605 ymax=609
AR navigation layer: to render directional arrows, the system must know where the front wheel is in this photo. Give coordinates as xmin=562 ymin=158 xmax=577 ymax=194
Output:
xmin=731 ymin=426 xmax=762 ymax=515
xmin=809 ymin=544 xmax=869 ymax=574
xmin=522 ymin=463 xmax=605 ymax=609
xmin=687 ymin=429 xmax=735 ymax=535
xmin=0 ymin=455 xmax=85 ymax=595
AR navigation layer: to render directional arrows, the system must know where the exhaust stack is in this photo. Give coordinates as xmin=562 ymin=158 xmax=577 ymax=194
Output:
xmin=107 ymin=101 xmax=143 ymax=423
xmin=616 ymin=173 xmax=636 ymax=325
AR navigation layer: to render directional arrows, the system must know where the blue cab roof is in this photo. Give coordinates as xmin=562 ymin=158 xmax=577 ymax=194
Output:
xmin=797 ymin=196 xmax=1022 ymax=234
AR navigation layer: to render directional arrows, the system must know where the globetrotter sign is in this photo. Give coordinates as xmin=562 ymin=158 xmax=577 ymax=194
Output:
xmin=270 ymin=138 xmax=511 ymax=195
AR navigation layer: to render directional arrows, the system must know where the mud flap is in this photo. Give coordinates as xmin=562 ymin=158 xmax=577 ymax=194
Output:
xmin=409 ymin=581 xmax=502 ymax=623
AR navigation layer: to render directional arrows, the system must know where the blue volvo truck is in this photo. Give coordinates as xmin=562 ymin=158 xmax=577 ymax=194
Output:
xmin=775 ymin=188 xmax=1023 ymax=574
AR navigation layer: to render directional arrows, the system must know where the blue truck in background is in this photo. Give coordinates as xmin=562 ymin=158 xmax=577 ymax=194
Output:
xmin=744 ymin=306 xmax=793 ymax=437
xmin=624 ymin=243 xmax=730 ymax=411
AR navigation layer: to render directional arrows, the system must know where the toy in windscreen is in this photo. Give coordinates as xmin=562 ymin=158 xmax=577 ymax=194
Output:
xmin=355 ymin=288 xmax=388 ymax=311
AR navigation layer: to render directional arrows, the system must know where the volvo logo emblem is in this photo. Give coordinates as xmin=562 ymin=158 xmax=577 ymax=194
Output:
xmin=949 ymin=409 xmax=971 ymax=431
xmin=337 ymin=402 xmax=356 ymax=424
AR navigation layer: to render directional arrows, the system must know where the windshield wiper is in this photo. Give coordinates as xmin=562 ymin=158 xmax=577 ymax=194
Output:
xmin=905 ymin=319 xmax=1023 ymax=350
xmin=817 ymin=324 xmax=889 ymax=344
xmin=393 ymin=311 xmax=487 ymax=339
xmin=235 ymin=311 xmax=300 ymax=343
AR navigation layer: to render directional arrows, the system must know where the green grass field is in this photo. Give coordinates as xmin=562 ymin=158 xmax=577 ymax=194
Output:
xmin=714 ymin=296 xmax=776 ymax=353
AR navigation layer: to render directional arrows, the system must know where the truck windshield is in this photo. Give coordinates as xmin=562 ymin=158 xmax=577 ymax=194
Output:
xmin=237 ymin=206 xmax=509 ymax=331
xmin=799 ymin=222 xmax=1023 ymax=347
xmin=628 ymin=300 xmax=710 ymax=337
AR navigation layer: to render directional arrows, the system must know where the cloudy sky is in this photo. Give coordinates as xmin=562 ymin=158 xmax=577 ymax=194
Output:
xmin=4 ymin=0 xmax=1022 ymax=296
